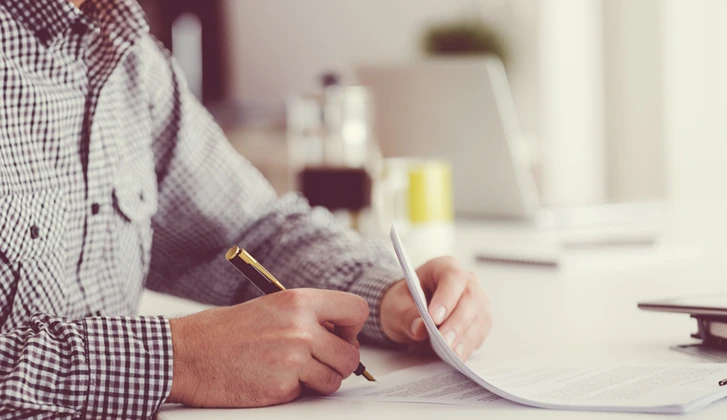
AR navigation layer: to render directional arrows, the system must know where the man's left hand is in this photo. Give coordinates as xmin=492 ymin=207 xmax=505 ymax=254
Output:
xmin=380 ymin=256 xmax=492 ymax=361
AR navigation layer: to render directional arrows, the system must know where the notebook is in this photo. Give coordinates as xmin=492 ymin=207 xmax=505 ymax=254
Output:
xmin=475 ymin=249 xmax=560 ymax=268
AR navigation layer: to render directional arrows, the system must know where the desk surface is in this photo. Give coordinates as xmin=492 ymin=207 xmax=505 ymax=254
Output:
xmin=148 ymin=201 xmax=727 ymax=419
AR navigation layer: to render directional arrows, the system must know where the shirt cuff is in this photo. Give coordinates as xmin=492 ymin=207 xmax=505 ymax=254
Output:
xmin=82 ymin=316 xmax=173 ymax=419
xmin=347 ymin=264 xmax=404 ymax=346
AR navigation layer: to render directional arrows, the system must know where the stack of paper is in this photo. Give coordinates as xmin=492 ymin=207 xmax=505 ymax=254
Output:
xmin=326 ymin=227 xmax=727 ymax=414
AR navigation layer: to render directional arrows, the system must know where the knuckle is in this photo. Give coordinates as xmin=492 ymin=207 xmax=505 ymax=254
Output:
xmin=270 ymin=379 xmax=301 ymax=401
xmin=279 ymin=348 xmax=308 ymax=369
xmin=466 ymin=278 xmax=488 ymax=303
xmin=280 ymin=289 xmax=311 ymax=313
xmin=289 ymin=325 xmax=315 ymax=347
xmin=438 ymin=255 xmax=459 ymax=266
xmin=446 ymin=268 xmax=468 ymax=284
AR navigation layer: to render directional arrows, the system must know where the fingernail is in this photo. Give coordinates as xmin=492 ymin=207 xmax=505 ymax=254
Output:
xmin=455 ymin=344 xmax=465 ymax=358
xmin=444 ymin=330 xmax=456 ymax=347
xmin=432 ymin=306 xmax=447 ymax=324
xmin=410 ymin=318 xmax=423 ymax=336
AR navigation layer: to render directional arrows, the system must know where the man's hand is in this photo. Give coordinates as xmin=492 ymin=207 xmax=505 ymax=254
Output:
xmin=167 ymin=289 xmax=368 ymax=407
xmin=380 ymin=256 xmax=492 ymax=360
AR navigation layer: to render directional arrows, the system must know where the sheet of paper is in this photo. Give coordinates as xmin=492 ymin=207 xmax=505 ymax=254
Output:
xmin=330 ymin=362 xmax=504 ymax=406
xmin=331 ymin=358 xmax=727 ymax=413
xmin=466 ymin=358 xmax=727 ymax=413
xmin=385 ymin=225 xmax=727 ymax=414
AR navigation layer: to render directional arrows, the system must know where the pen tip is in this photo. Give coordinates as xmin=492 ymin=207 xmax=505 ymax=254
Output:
xmin=363 ymin=370 xmax=376 ymax=382
xmin=225 ymin=246 xmax=241 ymax=261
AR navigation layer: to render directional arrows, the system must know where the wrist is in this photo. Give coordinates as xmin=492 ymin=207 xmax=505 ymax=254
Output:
xmin=346 ymin=266 xmax=404 ymax=345
xmin=379 ymin=279 xmax=408 ymax=343
xmin=168 ymin=317 xmax=194 ymax=404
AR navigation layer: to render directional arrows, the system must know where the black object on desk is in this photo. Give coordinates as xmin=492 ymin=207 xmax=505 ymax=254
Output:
xmin=225 ymin=246 xmax=376 ymax=382
xmin=639 ymin=294 xmax=727 ymax=370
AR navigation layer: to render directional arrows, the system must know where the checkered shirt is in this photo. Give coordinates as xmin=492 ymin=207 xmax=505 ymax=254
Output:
xmin=0 ymin=0 xmax=403 ymax=418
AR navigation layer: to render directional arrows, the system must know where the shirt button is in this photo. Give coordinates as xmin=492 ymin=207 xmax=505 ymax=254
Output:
xmin=70 ymin=21 xmax=88 ymax=36
xmin=91 ymin=203 xmax=100 ymax=215
xmin=30 ymin=225 xmax=40 ymax=239
xmin=139 ymin=191 xmax=145 ymax=202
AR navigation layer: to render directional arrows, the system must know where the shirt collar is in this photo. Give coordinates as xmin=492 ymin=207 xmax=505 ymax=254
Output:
xmin=90 ymin=0 xmax=149 ymax=49
xmin=3 ymin=0 xmax=148 ymax=47
xmin=3 ymin=0 xmax=83 ymax=44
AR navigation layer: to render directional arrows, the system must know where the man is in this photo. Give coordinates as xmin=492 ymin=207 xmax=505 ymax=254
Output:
xmin=0 ymin=0 xmax=492 ymax=418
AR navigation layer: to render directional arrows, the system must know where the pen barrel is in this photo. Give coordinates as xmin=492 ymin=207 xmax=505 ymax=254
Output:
xmin=227 ymin=255 xmax=282 ymax=295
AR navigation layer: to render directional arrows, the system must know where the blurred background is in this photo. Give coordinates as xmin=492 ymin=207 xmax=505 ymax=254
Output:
xmin=133 ymin=0 xmax=727 ymax=367
xmin=137 ymin=0 xmax=727 ymax=255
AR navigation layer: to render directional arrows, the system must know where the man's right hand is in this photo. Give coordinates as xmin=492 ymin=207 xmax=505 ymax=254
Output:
xmin=166 ymin=288 xmax=368 ymax=407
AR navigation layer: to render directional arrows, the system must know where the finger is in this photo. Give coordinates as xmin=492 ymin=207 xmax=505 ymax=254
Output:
xmin=454 ymin=299 xmax=493 ymax=361
xmin=419 ymin=264 xmax=469 ymax=326
xmin=322 ymin=322 xmax=361 ymax=349
xmin=308 ymin=290 xmax=370 ymax=342
xmin=299 ymin=358 xmax=344 ymax=396
xmin=397 ymin=306 xmax=430 ymax=344
xmin=437 ymin=284 xmax=479 ymax=349
xmin=453 ymin=312 xmax=490 ymax=361
xmin=383 ymin=285 xmax=431 ymax=344
xmin=310 ymin=326 xmax=361 ymax=378
xmin=408 ymin=315 xmax=429 ymax=342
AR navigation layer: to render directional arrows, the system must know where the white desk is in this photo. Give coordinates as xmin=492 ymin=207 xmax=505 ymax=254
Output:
xmin=148 ymin=201 xmax=727 ymax=419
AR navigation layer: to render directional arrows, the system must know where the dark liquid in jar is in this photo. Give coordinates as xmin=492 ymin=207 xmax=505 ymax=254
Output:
xmin=299 ymin=166 xmax=372 ymax=211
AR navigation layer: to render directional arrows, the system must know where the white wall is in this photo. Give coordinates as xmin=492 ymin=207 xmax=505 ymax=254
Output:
xmin=222 ymin=0 xmax=610 ymax=206
xmin=602 ymin=0 xmax=666 ymax=202
xmin=539 ymin=0 xmax=605 ymax=205
xmin=221 ymin=0 xmax=541 ymax=135
xmin=663 ymin=0 xmax=727 ymax=201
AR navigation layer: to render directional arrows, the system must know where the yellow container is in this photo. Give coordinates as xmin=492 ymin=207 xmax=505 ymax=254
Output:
xmin=407 ymin=161 xmax=453 ymax=224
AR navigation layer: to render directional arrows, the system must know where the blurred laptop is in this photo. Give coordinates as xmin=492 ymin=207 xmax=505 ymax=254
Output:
xmin=358 ymin=59 xmax=663 ymax=247
xmin=357 ymin=57 xmax=539 ymax=219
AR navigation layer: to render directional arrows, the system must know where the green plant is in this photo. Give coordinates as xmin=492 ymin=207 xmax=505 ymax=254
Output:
xmin=422 ymin=19 xmax=508 ymax=65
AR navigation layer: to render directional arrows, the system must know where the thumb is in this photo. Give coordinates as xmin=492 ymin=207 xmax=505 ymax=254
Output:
xmin=381 ymin=280 xmax=430 ymax=344
xmin=400 ymin=307 xmax=429 ymax=343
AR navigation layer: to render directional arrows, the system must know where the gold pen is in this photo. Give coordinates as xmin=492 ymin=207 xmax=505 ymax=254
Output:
xmin=225 ymin=246 xmax=376 ymax=382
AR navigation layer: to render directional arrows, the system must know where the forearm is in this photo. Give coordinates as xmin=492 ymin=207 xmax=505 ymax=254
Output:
xmin=235 ymin=193 xmax=404 ymax=343
xmin=143 ymin=35 xmax=402 ymax=344
xmin=0 ymin=314 xmax=172 ymax=419
xmin=147 ymin=192 xmax=402 ymax=343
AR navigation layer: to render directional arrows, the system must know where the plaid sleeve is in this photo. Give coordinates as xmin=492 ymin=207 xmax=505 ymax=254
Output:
xmin=0 ymin=314 xmax=173 ymax=419
xmin=140 ymin=36 xmax=402 ymax=344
